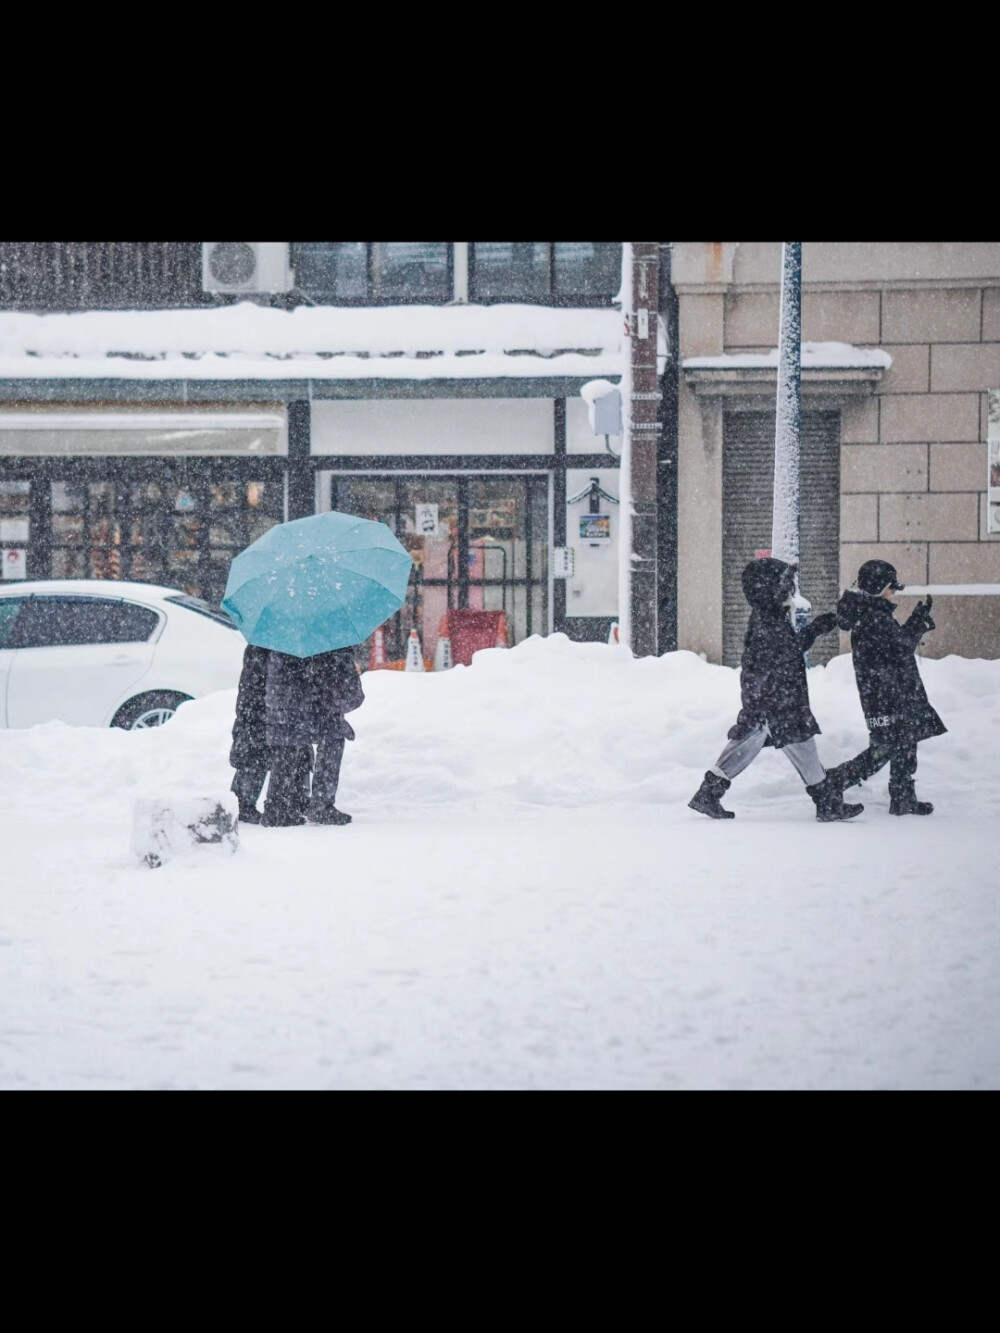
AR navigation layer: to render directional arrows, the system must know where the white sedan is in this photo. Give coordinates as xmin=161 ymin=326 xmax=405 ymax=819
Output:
xmin=0 ymin=580 xmax=247 ymax=729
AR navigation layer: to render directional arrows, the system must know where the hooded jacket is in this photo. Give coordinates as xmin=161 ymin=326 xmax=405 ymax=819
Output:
xmin=836 ymin=589 xmax=946 ymax=748
xmin=265 ymin=646 xmax=365 ymax=748
xmin=729 ymin=558 xmax=834 ymax=749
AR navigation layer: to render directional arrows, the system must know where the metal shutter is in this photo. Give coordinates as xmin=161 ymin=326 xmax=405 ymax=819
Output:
xmin=722 ymin=411 xmax=841 ymax=668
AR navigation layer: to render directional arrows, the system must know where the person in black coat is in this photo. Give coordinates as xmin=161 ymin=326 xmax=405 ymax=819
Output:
xmin=229 ymin=644 xmax=272 ymax=825
xmin=262 ymin=646 xmax=365 ymax=827
xmin=688 ymin=556 xmax=863 ymax=821
xmin=826 ymin=559 xmax=946 ymax=815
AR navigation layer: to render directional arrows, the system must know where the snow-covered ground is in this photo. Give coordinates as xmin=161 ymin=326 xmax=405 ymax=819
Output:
xmin=1 ymin=636 xmax=997 ymax=1090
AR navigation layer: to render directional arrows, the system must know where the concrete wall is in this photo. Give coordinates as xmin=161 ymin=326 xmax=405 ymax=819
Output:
xmin=673 ymin=242 xmax=1000 ymax=660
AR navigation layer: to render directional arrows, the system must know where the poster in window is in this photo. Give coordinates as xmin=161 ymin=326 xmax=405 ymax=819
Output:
xmin=414 ymin=503 xmax=439 ymax=537
xmin=2 ymin=548 xmax=26 ymax=580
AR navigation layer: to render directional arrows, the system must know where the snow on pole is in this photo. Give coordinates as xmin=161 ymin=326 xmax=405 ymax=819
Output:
xmin=617 ymin=242 xmax=634 ymax=649
xmin=771 ymin=242 xmax=802 ymax=567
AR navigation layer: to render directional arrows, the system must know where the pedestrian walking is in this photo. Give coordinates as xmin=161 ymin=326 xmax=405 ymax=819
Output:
xmin=688 ymin=557 xmax=863 ymax=822
xmin=262 ymin=646 xmax=364 ymax=827
xmin=826 ymin=560 xmax=946 ymax=815
xmin=229 ymin=643 xmax=272 ymax=825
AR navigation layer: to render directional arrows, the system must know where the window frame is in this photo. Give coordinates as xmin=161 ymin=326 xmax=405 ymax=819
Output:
xmin=468 ymin=242 xmax=621 ymax=307
xmin=291 ymin=242 xmax=455 ymax=306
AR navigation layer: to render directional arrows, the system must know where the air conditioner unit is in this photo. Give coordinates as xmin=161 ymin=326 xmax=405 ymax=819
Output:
xmin=202 ymin=242 xmax=293 ymax=294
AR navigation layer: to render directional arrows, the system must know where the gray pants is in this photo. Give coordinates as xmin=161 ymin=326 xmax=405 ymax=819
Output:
xmin=712 ymin=723 xmax=825 ymax=787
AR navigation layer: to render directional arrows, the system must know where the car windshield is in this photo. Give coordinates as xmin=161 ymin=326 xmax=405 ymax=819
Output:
xmin=164 ymin=593 xmax=238 ymax=630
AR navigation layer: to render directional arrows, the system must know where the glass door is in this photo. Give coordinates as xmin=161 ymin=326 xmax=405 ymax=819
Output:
xmin=325 ymin=473 xmax=549 ymax=667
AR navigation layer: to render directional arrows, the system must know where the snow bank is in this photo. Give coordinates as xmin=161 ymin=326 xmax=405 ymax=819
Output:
xmin=1 ymin=636 xmax=996 ymax=827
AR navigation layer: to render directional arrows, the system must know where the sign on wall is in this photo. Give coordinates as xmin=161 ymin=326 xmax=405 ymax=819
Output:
xmin=414 ymin=503 xmax=439 ymax=537
xmin=2 ymin=548 xmax=26 ymax=580
xmin=989 ymin=390 xmax=1000 ymax=535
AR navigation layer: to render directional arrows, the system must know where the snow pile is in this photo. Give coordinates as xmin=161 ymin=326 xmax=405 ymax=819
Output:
xmin=3 ymin=635 xmax=1000 ymax=1090
xmin=683 ymin=341 xmax=893 ymax=370
xmin=0 ymin=636 xmax=996 ymax=825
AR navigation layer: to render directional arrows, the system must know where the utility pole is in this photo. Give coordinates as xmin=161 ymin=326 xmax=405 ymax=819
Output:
xmin=619 ymin=241 xmax=661 ymax=656
xmin=771 ymin=241 xmax=802 ymax=567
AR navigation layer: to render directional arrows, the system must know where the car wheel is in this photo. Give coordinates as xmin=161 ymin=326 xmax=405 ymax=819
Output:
xmin=111 ymin=691 xmax=193 ymax=731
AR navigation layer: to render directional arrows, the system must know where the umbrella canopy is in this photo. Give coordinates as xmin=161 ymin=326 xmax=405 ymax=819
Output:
xmin=222 ymin=510 xmax=413 ymax=657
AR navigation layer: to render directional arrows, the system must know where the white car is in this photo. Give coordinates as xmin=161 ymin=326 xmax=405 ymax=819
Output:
xmin=0 ymin=580 xmax=247 ymax=729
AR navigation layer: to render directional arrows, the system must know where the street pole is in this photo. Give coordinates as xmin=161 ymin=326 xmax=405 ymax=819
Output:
xmin=619 ymin=241 xmax=661 ymax=656
xmin=771 ymin=241 xmax=802 ymax=568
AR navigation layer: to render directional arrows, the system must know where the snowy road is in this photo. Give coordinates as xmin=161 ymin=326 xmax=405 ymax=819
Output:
xmin=1 ymin=638 xmax=997 ymax=1090
xmin=2 ymin=805 xmax=996 ymax=1091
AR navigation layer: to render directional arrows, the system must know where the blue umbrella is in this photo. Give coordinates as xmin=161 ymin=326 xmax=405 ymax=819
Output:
xmin=222 ymin=510 xmax=413 ymax=657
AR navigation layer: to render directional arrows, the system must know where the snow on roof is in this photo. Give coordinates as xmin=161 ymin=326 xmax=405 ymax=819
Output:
xmin=683 ymin=341 xmax=893 ymax=370
xmin=0 ymin=303 xmax=625 ymax=380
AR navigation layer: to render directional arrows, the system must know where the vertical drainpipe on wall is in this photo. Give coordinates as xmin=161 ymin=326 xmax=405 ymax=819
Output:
xmin=657 ymin=241 xmax=679 ymax=653
xmin=286 ymin=398 xmax=313 ymax=521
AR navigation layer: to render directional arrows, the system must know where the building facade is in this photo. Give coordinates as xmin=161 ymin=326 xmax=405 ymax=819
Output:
xmin=0 ymin=243 xmax=629 ymax=666
xmin=674 ymin=242 xmax=1000 ymax=663
xmin=1 ymin=241 xmax=998 ymax=667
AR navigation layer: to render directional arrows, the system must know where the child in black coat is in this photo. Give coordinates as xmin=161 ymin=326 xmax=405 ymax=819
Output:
xmin=688 ymin=557 xmax=862 ymax=822
xmin=826 ymin=559 xmax=946 ymax=814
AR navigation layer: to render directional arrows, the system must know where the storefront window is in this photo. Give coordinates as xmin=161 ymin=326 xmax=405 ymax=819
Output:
xmin=48 ymin=477 xmax=283 ymax=604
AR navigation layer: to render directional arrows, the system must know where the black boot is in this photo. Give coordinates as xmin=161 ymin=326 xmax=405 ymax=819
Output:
xmin=889 ymin=786 xmax=933 ymax=816
xmin=688 ymin=771 xmax=735 ymax=820
xmin=306 ymin=803 xmax=352 ymax=825
xmin=806 ymin=774 xmax=864 ymax=822
xmin=237 ymin=800 xmax=263 ymax=825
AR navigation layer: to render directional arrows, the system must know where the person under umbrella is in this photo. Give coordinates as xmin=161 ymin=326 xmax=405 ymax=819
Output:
xmin=688 ymin=556 xmax=862 ymax=822
xmin=262 ymin=646 xmax=364 ymax=826
xmin=826 ymin=560 xmax=945 ymax=815
xmin=229 ymin=643 xmax=271 ymax=825
xmin=223 ymin=509 xmax=413 ymax=829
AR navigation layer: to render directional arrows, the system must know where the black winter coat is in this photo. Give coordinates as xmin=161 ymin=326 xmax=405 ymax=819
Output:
xmin=265 ymin=647 xmax=365 ymax=748
xmin=729 ymin=558 xmax=836 ymax=749
xmin=836 ymin=590 xmax=946 ymax=748
xmin=230 ymin=644 xmax=270 ymax=770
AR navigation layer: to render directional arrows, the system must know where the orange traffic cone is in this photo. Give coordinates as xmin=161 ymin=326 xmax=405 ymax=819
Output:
xmin=495 ymin=613 xmax=509 ymax=648
xmin=404 ymin=628 xmax=426 ymax=672
xmin=369 ymin=625 xmax=389 ymax=670
xmin=608 ymin=622 xmax=620 ymax=645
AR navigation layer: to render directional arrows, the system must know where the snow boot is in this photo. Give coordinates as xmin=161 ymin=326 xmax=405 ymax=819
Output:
xmin=805 ymin=774 xmax=864 ymax=822
xmin=237 ymin=800 xmax=262 ymax=825
xmin=888 ymin=782 xmax=933 ymax=816
xmin=688 ymin=771 xmax=735 ymax=819
xmin=306 ymin=803 xmax=352 ymax=826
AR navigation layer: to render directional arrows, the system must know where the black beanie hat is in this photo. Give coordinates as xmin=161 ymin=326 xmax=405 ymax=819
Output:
xmin=857 ymin=559 xmax=904 ymax=596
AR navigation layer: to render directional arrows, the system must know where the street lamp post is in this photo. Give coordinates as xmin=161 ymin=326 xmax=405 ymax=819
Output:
xmin=619 ymin=241 xmax=661 ymax=657
xmin=770 ymin=242 xmax=811 ymax=635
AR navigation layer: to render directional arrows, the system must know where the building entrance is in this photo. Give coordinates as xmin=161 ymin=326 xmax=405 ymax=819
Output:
xmin=319 ymin=472 xmax=549 ymax=665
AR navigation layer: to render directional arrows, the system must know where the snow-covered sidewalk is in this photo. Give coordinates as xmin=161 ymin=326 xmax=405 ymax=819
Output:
xmin=1 ymin=638 xmax=997 ymax=1090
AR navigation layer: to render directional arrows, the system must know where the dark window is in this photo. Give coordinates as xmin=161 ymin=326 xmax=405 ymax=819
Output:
xmin=164 ymin=594 xmax=239 ymax=629
xmin=7 ymin=597 xmax=159 ymax=648
xmin=0 ymin=598 xmax=24 ymax=648
xmin=292 ymin=242 xmax=451 ymax=304
xmin=470 ymin=242 xmax=621 ymax=305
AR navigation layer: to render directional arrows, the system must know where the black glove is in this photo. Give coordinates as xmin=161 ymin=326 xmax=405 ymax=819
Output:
xmin=906 ymin=598 xmax=935 ymax=634
xmin=810 ymin=611 xmax=839 ymax=635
